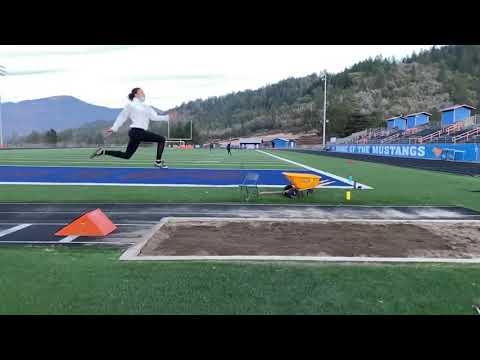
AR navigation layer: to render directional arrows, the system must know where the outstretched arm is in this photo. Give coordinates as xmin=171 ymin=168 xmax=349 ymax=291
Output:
xmin=111 ymin=105 xmax=131 ymax=132
xmin=150 ymin=108 xmax=179 ymax=122
xmin=150 ymin=107 xmax=170 ymax=122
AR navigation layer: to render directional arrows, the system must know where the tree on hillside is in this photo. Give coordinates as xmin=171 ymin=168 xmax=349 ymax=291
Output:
xmin=373 ymin=70 xmax=386 ymax=88
xmin=25 ymin=131 xmax=41 ymax=144
xmin=372 ymin=111 xmax=386 ymax=128
xmin=45 ymin=129 xmax=58 ymax=146
xmin=326 ymin=95 xmax=352 ymax=137
xmin=410 ymin=64 xmax=417 ymax=79
xmin=333 ymin=71 xmax=353 ymax=89
xmin=59 ymin=128 xmax=74 ymax=143
xmin=344 ymin=114 xmax=370 ymax=135
xmin=437 ymin=62 xmax=448 ymax=83
xmin=429 ymin=46 xmax=441 ymax=63
xmin=94 ymin=133 xmax=104 ymax=146
xmin=451 ymin=76 xmax=471 ymax=104
xmin=473 ymin=78 xmax=480 ymax=95
xmin=429 ymin=108 xmax=441 ymax=125
xmin=341 ymin=93 xmax=370 ymax=136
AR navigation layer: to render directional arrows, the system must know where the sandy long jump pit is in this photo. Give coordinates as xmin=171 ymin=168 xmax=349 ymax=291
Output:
xmin=120 ymin=217 xmax=480 ymax=263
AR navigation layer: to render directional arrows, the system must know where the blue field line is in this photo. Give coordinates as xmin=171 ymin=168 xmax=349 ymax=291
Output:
xmin=0 ymin=166 xmax=356 ymax=188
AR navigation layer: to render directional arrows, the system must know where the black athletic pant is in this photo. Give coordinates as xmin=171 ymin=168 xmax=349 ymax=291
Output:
xmin=105 ymin=128 xmax=166 ymax=161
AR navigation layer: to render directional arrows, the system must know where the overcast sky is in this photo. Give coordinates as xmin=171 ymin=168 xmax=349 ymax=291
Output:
xmin=0 ymin=45 xmax=435 ymax=110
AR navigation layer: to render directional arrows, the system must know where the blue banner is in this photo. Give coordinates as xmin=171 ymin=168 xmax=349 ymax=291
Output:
xmin=330 ymin=143 xmax=480 ymax=162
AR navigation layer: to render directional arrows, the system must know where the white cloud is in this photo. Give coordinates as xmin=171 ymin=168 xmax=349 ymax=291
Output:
xmin=0 ymin=45 xmax=435 ymax=110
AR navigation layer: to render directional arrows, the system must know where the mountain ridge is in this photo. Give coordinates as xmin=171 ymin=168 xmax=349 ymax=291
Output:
xmin=2 ymin=95 xmax=122 ymax=140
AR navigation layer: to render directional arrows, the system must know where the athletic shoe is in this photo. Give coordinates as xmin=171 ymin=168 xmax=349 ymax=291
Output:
xmin=90 ymin=147 xmax=105 ymax=159
xmin=155 ymin=160 xmax=168 ymax=169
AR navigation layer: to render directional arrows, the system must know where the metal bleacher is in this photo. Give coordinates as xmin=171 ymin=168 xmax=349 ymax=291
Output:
xmin=413 ymin=125 xmax=442 ymax=138
xmin=452 ymin=126 xmax=480 ymax=143
xmin=348 ymin=114 xmax=480 ymax=146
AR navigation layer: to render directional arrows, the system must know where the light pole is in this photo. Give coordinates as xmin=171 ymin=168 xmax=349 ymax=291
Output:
xmin=0 ymin=65 xmax=6 ymax=148
xmin=321 ymin=70 xmax=327 ymax=148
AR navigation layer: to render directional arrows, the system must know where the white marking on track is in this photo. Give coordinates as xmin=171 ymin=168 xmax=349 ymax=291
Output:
xmin=0 ymin=241 xmax=135 ymax=245
xmin=0 ymin=221 xmax=158 ymax=225
xmin=0 ymin=224 xmax=32 ymax=238
xmin=59 ymin=235 xmax=79 ymax=243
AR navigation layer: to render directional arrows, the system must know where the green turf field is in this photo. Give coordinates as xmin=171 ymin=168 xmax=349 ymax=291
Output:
xmin=1 ymin=147 xmax=480 ymax=315
xmin=0 ymin=147 xmax=479 ymax=211
xmin=0 ymin=246 xmax=479 ymax=315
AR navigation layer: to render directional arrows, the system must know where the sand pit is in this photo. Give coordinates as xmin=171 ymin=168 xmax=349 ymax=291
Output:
xmin=129 ymin=218 xmax=480 ymax=260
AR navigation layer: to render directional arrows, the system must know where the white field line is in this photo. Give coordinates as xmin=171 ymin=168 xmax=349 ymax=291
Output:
xmin=0 ymin=212 xmax=420 ymax=220
xmin=0 ymin=182 xmax=250 ymax=187
xmin=0 ymin=164 xmax=293 ymax=170
xmin=1 ymin=203 xmax=478 ymax=217
xmin=0 ymin=211 xmax=248 ymax=216
xmin=256 ymin=150 xmax=373 ymax=189
xmin=0 ymin=160 xmax=287 ymax=165
xmin=0 ymin=160 xmax=230 ymax=165
xmin=1 ymin=160 xmax=287 ymax=165
xmin=0 ymin=224 xmax=32 ymax=238
xmin=0 ymin=241 xmax=135 ymax=245
xmin=135 ymin=217 xmax=480 ymax=224
xmin=2 ymin=213 xmax=479 ymax=220
xmin=58 ymin=235 xmax=79 ymax=243
xmin=0 ymin=222 xmax=156 ymax=226
xmin=1 ymin=203 xmax=472 ymax=208
xmin=0 ymin=166 xmax=295 ymax=170
xmin=0 ymin=158 xmax=284 ymax=162
xmin=0 ymin=156 xmax=284 ymax=163
xmin=0 ymin=182 xmax=355 ymax=188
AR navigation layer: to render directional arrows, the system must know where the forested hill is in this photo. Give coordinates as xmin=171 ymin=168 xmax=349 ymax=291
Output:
xmin=173 ymin=45 xmax=480 ymax=140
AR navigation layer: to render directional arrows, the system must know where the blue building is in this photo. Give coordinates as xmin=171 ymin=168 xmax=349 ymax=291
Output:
xmin=440 ymin=105 xmax=476 ymax=127
xmin=406 ymin=112 xmax=431 ymax=129
xmin=386 ymin=116 xmax=407 ymax=130
xmin=271 ymin=138 xmax=296 ymax=149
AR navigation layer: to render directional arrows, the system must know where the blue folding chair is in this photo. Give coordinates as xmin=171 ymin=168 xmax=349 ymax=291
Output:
xmin=239 ymin=172 xmax=260 ymax=201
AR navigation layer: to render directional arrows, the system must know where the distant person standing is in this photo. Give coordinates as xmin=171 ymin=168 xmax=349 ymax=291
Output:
xmin=271 ymin=140 xmax=275 ymax=149
xmin=227 ymin=143 xmax=232 ymax=156
xmin=209 ymin=143 xmax=214 ymax=152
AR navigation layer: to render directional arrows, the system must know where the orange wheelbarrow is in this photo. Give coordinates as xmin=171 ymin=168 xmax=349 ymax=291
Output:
xmin=258 ymin=172 xmax=322 ymax=199
xmin=282 ymin=172 xmax=321 ymax=198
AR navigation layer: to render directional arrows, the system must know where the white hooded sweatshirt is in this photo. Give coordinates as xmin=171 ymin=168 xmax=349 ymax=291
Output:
xmin=111 ymin=97 xmax=170 ymax=132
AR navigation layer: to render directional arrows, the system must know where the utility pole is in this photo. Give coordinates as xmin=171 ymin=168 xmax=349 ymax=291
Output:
xmin=0 ymin=65 xmax=6 ymax=148
xmin=321 ymin=70 xmax=327 ymax=148
xmin=310 ymin=102 xmax=313 ymax=129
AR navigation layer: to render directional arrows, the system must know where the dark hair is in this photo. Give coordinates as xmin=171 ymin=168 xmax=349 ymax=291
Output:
xmin=128 ymin=87 xmax=141 ymax=101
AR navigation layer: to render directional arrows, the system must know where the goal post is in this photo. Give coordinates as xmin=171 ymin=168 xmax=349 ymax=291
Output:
xmin=167 ymin=115 xmax=193 ymax=141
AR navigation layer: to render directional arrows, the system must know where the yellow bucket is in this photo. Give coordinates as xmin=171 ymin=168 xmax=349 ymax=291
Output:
xmin=282 ymin=172 xmax=321 ymax=190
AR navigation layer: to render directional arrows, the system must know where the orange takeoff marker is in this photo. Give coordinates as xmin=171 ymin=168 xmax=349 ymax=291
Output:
xmin=55 ymin=208 xmax=117 ymax=237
